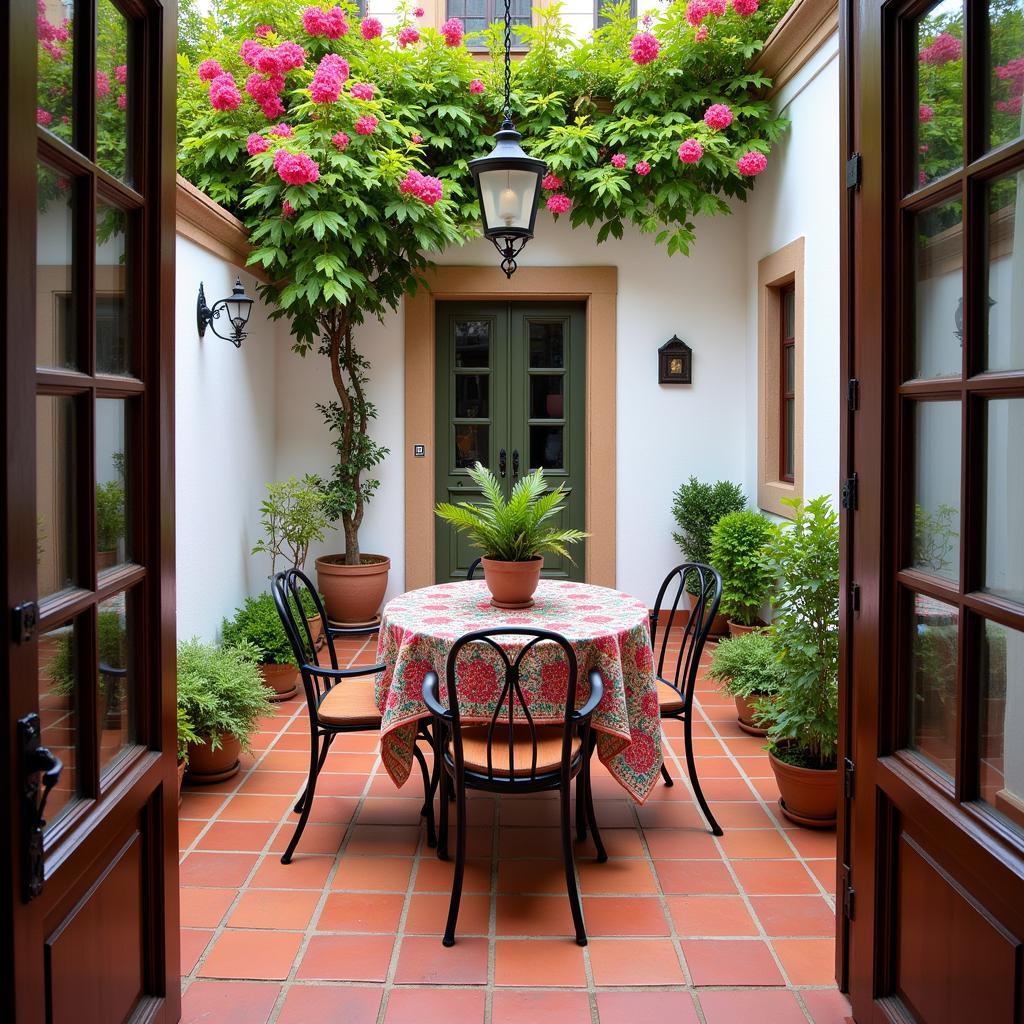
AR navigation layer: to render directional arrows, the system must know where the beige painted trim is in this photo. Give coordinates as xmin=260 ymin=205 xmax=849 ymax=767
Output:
xmin=757 ymin=238 xmax=805 ymax=520
xmin=404 ymin=266 xmax=617 ymax=591
xmin=750 ymin=0 xmax=838 ymax=98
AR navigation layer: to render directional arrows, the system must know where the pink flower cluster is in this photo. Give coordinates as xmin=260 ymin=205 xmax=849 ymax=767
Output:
xmin=610 ymin=153 xmax=627 ymax=168
xmin=350 ymin=82 xmax=375 ymax=100
xmin=412 ymin=133 xmax=423 ymax=144
xmin=399 ymin=169 xmax=444 ymax=205
xmin=115 ymin=64 xmax=128 ymax=85
xmin=995 ymin=58 xmax=1024 ymax=115
xmin=37 ymin=0 xmax=70 ymax=60
xmin=469 ymin=79 xmax=485 ymax=94
xmin=542 ymin=173 xmax=562 ymax=190
xmin=361 ymin=17 xmax=383 ymax=40
xmin=919 ymin=32 xmax=961 ymax=66
xmin=634 ymin=160 xmax=651 ymax=176
xmin=678 ymin=138 xmax=703 ymax=163
xmin=630 ymin=32 xmax=660 ymax=65
xmin=687 ymin=1 xmax=709 ymax=25
xmin=255 ymin=25 xmax=274 ymax=37
xmin=302 ymin=6 xmax=349 ymax=39
xmin=332 ymin=131 xmax=350 ymax=150
xmin=732 ymin=0 xmax=759 ymax=14
xmin=310 ymin=53 xmax=349 ymax=103
xmin=241 ymin=39 xmax=305 ymax=118
xmin=737 ymin=150 xmax=767 ymax=176
xmin=282 ymin=199 xmax=296 ymax=218
xmin=273 ymin=148 xmax=320 ymax=185
xmin=96 ymin=71 xmax=111 ymax=98
xmin=696 ymin=25 xmax=709 ymax=42
xmin=37 ymin=108 xmax=52 ymax=126
xmin=442 ymin=18 xmax=465 ymax=47
xmin=355 ymin=114 xmax=378 ymax=135
xmin=398 ymin=26 xmax=420 ymax=48
xmin=704 ymin=102 xmax=733 ymax=130
xmin=919 ymin=104 xmax=934 ymax=123
xmin=209 ymin=73 xmax=242 ymax=111
xmin=270 ymin=123 xmax=293 ymax=137
xmin=547 ymin=193 xmax=572 ymax=214
xmin=246 ymin=132 xmax=270 ymax=156
xmin=997 ymin=96 xmax=1023 ymax=115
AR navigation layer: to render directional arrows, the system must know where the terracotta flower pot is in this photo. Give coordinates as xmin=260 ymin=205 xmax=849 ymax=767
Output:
xmin=735 ymin=694 xmax=770 ymax=737
xmin=728 ymin=619 xmax=766 ymax=638
xmin=482 ymin=556 xmax=544 ymax=609
xmin=306 ymin=613 xmax=325 ymax=651
xmin=185 ymin=733 xmax=242 ymax=785
xmin=316 ymin=554 xmax=390 ymax=626
xmin=685 ymin=591 xmax=729 ymax=638
xmin=96 ymin=549 xmax=117 ymax=571
xmin=260 ymin=662 xmax=298 ymax=702
xmin=177 ymin=759 xmax=186 ymax=805
xmin=769 ymin=748 xmax=838 ymax=828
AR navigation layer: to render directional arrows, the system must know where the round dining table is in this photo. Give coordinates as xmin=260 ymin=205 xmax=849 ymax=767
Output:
xmin=374 ymin=578 xmax=664 ymax=803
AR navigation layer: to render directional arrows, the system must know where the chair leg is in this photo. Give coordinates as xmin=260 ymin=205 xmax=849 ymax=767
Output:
xmin=413 ymin=741 xmax=437 ymax=848
xmin=294 ymin=733 xmax=333 ymax=813
xmin=575 ymin=772 xmax=587 ymax=842
xmin=560 ymin=784 xmax=587 ymax=946
xmin=442 ymin=776 xmax=467 ymax=947
xmin=437 ymin=766 xmax=450 ymax=861
xmin=684 ymin=716 xmax=723 ymax=836
xmin=660 ymin=761 xmax=674 ymax=787
xmin=282 ymin=733 xmax=324 ymax=864
xmin=584 ymin=762 xmax=607 ymax=864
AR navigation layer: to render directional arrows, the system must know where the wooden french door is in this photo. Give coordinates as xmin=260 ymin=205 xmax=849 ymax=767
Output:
xmin=434 ymin=302 xmax=586 ymax=582
xmin=2 ymin=1 xmax=179 ymax=1022
xmin=844 ymin=1 xmax=1024 ymax=1019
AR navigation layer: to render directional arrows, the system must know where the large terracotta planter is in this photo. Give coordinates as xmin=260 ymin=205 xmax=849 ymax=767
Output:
xmin=260 ymin=662 xmax=298 ymax=702
xmin=769 ymin=749 xmax=838 ymax=828
xmin=685 ymin=591 xmax=729 ymax=638
xmin=96 ymin=549 xmax=117 ymax=571
xmin=482 ymin=556 xmax=543 ymax=609
xmin=185 ymin=734 xmax=242 ymax=785
xmin=728 ymin=619 xmax=766 ymax=638
xmin=735 ymin=694 xmax=770 ymax=737
xmin=316 ymin=554 xmax=390 ymax=626
xmin=177 ymin=759 xmax=186 ymax=805
xmin=307 ymin=613 xmax=325 ymax=651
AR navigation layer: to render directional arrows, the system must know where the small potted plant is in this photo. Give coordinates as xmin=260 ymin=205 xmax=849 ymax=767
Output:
xmin=176 ymin=638 xmax=272 ymax=784
xmin=761 ymin=496 xmax=840 ymax=828
xmin=221 ymin=592 xmax=306 ymax=701
xmin=435 ymin=463 xmax=587 ymax=609
xmin=709 ymin=509 xmax=775 ymax=635
xmin=95 ymin=477 xmax=125 ymax=570
xmin=706 ymin=630 xmax=783 ymax=736
xmin=48 ymin=609 xmax=126 ymax=724
xmin=176 ymin=703 xmax=198 ymax=803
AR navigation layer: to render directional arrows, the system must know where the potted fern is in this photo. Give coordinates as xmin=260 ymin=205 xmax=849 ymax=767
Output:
xmin=435 ymin=463 xmax=587 ymax=609
xmin=222 ymin=593 xmax=304 ymax=702
xmin=706 ymin=630 xmax=783 ymax=736
xmin=709 ymin=509 xmax=775 ymax=635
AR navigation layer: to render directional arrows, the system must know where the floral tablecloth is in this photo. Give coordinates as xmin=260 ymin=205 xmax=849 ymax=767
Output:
xmin=375 ymin=579 xmax=663 ymax=803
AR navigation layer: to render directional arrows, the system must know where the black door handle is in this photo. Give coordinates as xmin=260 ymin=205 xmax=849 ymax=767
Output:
xmin=499 ymin=448 xmax=506 ymax=477
xmin=512 ymin=449 xmax=520 ymax=478
xmin=18 ymin=713 xmax=63 ymax=902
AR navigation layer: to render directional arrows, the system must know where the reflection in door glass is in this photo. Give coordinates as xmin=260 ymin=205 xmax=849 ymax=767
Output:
xmin=530 ymin=375 xmax=564 ymax=419
xmin=37 ymin=395 xmax=77 ymax=599
xmin=38 ymin=618 xmax=80 ymax=828
xmin=96 ymin=399 xmax=129 ymax=571
xmin=36 ymin=0 xmax=75 ymax=145
xmin=529 ymin=322 xmax=564 ymax=368
xmin=96 ymin=201 xmax=131 ymax=375
xmin=455 ymin=374 xmax=488 ymax=419
xmin=985 ymin=175 xmax=1024 ymax=372
xmin=96 ymin=0 xmax=130 ymax=183
xmin=913 ymin=200 xmax=963 ymax=380
xmin=455 ymin=425 xmax=488 ymax=469
xmin=988 ymin=2 xmax=1024 ymax=152
xmin=530 ymin=425 xmax=563 ymax=470
xmin=984 ymin=399 xmax=1024 ymax=604
xmin=914 ymin=1 xmax=963 ymax=189
xmin=909 ymin=594 xmax=958 ymax=779
xmin=98 ymin=591 xmax=135 ymax=772
xmin=911 ymin=401 xmax=961 ymax=582
xmin=37 ymin=163 xmax=77 ymax=370
xmin=455 ymin=320 xmax=489 ymax=367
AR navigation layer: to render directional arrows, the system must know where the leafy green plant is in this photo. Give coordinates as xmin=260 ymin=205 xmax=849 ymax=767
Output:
xmin=709 ymin=509 xmax=774 ymax=625
xmin=48 ymin=611 xmax=126 ymax=698
xmin=762 ymin=495 xmax=840 ymax=769
xmin=671 ymin=477 xmax=746 ymax=591
xmin=177 ymin=703 xmax=201 ymax=764
xmin=96 ymin=479 xmax=126 ymax=552
xmin=913 ymin=502 xmax=958 ymax=577
xmin=435 ymin=462 xmax=587 ymax=562
xmin=706 ymin=630 xmax=783 ymax=701
xmin=221 ymin=590 xmax=317 ymax=665
xmin=176 ymin=638 xmax=273 ymax=752
xmin=252 ymin=475 xmax=333 ymax=575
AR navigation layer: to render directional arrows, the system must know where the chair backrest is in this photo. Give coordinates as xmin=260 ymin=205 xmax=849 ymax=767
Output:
xmin=442 ymin=627 xmax=579 ymax=784
xmin=466 ymin=557 xmax=481 ymax=580
xmin=271 ymin=568 xmax=340 ymax=707
xmin=649 ymin=563 xmax=722 ymax=712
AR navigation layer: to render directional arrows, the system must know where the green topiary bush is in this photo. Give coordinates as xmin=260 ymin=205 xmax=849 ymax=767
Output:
xmin=706 ymin=630 xmax=783 ymax=702
xmin=671 ymin=477 xmax=746 ymax=591
xmin=709 ymin=509 xmax=775 ymax=626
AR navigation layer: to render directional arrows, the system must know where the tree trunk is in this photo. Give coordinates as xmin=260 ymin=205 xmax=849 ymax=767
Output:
xmin=343 ymin=515 xmax=360 ymax=565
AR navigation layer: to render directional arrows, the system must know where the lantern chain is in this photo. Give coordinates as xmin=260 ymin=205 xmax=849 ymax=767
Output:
xmin=503 ymin=0 xmax=512 ymax=122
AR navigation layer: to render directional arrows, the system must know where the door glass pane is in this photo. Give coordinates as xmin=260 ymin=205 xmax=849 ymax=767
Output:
xmin=96 ymin=201 xmax=131 ymax=375
xmin=98 ymin=590 xmax=136 ymax=772
xmin=39 ymin=618 xmax=81 ymax=827
xmin=530 ymin=375 xmax=564 ymax=419
xmin=455 ymin=320 xmax=489 ymax=368
xmin=915 ymin=1 xmax=964 ymax=189
xmin=96 ymin=399 xmax=129 ymax=571
xmin=909 ymin=593 xmax=958 ymax=778
xmin=529 ymin=322 xmax=564 ymax=368
xmin=913 ymin=200 xmax=963 ymax=379
xmin=455 ymin=374 xmax=488 ymax=419
xmin=37 ymin=163 xmax=77 ymax=370
xmin=530 ymin=425 xmax=563 ymax=470
xmin=985 ymin=173 xmax=1024 ymax=372
xmin=37 ymin=395 xmax=77 ymax=599
xmin=984 ymin=399 xmax=1024 ymax=603
xmin=978 ymin=619 xmax=1024 ymax=838
xmin=988 ymin=1 xmax=1024 ymax=152
xmin=911 ymin=401 xmax=961 ymax=582
xmin=96 ymin=0 xmax=130 ymax=182
xmin=37 ymin=0 xmax=74 ymax=144
xmin=455 ymin=424 xmax=488 ymax=469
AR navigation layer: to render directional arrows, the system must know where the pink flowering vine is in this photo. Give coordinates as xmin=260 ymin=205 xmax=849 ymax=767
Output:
xmin=442 ymin=18 xmax=464 ymax=47
xmin=255 ymin=25 xmax=274 ymax=37
xmin=469 ymin=79 xmax=485 ymax=94
xmin=708 ymin=0 xmax=726 ymax=13
xmin=542 ymin=173 xmax=563 ymax=190
xmin=687 ymin=1 xmax=710 ymax=26
xmin=678 ymin=139 xmax=703 ymax=163
xmin=273 ymin=148 xmax=320 ymax=186
xmin=96 ymin=70 xmax=111 ymax=98
xmin=696 ymin=25 xmax=709 ymax=42
xmin=398 ymin=26 xmax=420 ymax=48
xmin=37 ymin=108 xmax=52 ymax=126
xmin=355 ymin=114 xmax=378 ymax=135
xmin=349 ymin=82 xmax=374 ymax=100
xmin=246 ymin=72 xmax=285 ymax=119
xmin=630 ymin=32 xmax=660 ymax=65
xmin=302 ymin=6 xmax=349 ymax=39
xmin=115 ymin=64 xmax=128 ymax=85
xmin=731 ymin=0 xmax=759 ymax=14
xmin=919 ymin=104 xmax=934 ymax=123
xmin=610 ymin=153 xmax=627 ymax=168
xmin=634 ymin=160 xmax=651 ymax=176
xmin=310 ymin=53 xmax=349 ymax=103
xmin=246 ymin=133 xmax=270 ymax=156
xmin=209 ymin=73 xmax=242 ymax=111
xmin=332 ymin=131 xmax=350 ymax=150
xmin=399 ymin=168 xmax=444 ymax=205
xmin=269 ymin=122 xmax=293 ymax=138
xmin=547 ymin=193 xmax=572 ymax=215
xmin=704 ymin=102 xmax=733 ymax=130
xmin=361 ymin=17 xmax=383 ymax=40
xmin=117 ymin=93 xmax=126 ymax=110
xmin=918 ymin=32 xmax=961 ymax=66
xmin=997 ymin=96 xmax=1023 ymax=114
xmin=737 ymin=150 xmax=768 ymax=176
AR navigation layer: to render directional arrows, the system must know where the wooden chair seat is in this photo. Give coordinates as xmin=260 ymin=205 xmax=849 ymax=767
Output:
xmin=657 ymin=678 xmax=686 ymax=715
xmin=317 ymin=680 xmax=381 ymax=727
xmin=451 ymin=725 xmax=581 ymax=777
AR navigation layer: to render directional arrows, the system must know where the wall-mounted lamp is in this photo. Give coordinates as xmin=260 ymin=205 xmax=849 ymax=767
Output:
xmin=197 ymin=278 xmax=254 ymax=348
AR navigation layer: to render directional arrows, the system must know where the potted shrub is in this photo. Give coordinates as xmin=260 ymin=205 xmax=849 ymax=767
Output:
xmin=176 ymin=703 xmax=198 ymax=803
xmin=176 ymin=638 xmax=272 ymax=784
xmin=435 ymin=463 xmax=587 ymax=608
xmin=221 ymin=592 xmax=307 ymax=701
xmin=709 ymin=509 xmax=775 ymax=635
xmin=762 ymin=496 xmax=840 ymax=828
xmin=95 ymin=477 xmax=125 ymax=570
xmin=48 ymin=609 xmax=126 ymax=724
xmin=706 ymin=630 xmax=783 ymax=736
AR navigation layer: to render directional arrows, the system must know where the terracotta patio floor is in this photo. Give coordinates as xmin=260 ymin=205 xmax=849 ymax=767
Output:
xmin=178 ymin=635 xmax=853 ymax=1024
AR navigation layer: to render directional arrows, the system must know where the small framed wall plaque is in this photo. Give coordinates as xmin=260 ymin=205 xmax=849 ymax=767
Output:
xmin=658 ymin=335 xmax=692 ymax=384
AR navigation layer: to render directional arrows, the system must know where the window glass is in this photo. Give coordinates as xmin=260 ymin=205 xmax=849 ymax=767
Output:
xmin=984 ymin=174 xmax=1024 ymax=373
xmin=38 ymin=617 xmax=82 ymax=828
xmin=98 ymin=590 xmax=137 ymax=773
xmin=96 ymin=201 xmax=132 ymax=376
xmin=988 ymin=1 xmax=1024 ymax=152
xmin=913 ymin=199 xmax=963 ymax=380
xmin=909 ymin=594 xmax=958 ymax=778
xmin=911 ymin=401 xmax=961 ymax=583
xmin=96 ymin=0 xmax=130 ymax=182
xmin=37 ymin=395 xmax=78 ymax=599
xmin=96 ymin=399 xmax=129 ymax=572
xmin=37 ymin=163 xmax=77 ymax=370
xmin=37 ymin=0 xmax=75 ymax=145
xmin=984 ymin=399 xmax=1024 ymax=604
xmin=914 ymin=1 xmax=964 ymax=189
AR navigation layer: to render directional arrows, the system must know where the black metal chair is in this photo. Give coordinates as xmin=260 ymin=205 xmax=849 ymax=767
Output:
xmin=271 ymin=568 xmax=436 ymax=864
xmin=650 ymin=563 xmax=724 ymax=836
xmin=423 ymin=627 xmax=605 ymax=947
xmin=466 ymin=557 xmax=481 ymax=580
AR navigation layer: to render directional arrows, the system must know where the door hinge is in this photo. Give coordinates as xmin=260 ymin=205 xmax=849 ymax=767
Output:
xmin=841 ymin=473 xmax=858 ymax=511
xmin=846 ymin=153 xmax=861 ymax=189
xmin=849 ymin=581 xmax=860 ymax=612
xmin=846 ymin=377 xmax=860 ymax=412
xmin=11 ymin=601 xmax=39 ymax=644
xmin=844 ymin=756 xmax=855 ymax=798
xmin=843 ymin=878 xmax=856 ymax=920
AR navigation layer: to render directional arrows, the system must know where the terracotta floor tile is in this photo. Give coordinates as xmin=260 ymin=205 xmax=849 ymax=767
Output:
xmin=595 ymin=991 xmax=700 ymax=1024
xmin=497 ymin=858 xmax=568 ymax=895
xmin=180 ymin=793 xmax=228 ymax=820
xmin=654 ymin=858 xmax=738 ymax=895
xmin=394 ymin=935 xmax=489 ymax=985
xmin=331 ymin=855 xmax=414 ymax=891
xmin=317 ymin=891 xmax=405 ymax=932
xmin=718 ymin=829 xmax=795 ymax=860
xmin=732 ymin=859 xmax=820 ymax=895
xmin=577 ymin=857 xmax=658 ymax=894
xmin=415 ymin=857 xmax=492 ymax=894
xmin=714 ymin=801 xmax=778 ymax=829
xmin=635 ymin=800 xmax=706 ymax=829
xmin=179 ymin=852 xmax=258 ymax=888
xmin=277 ymin=986 xmax=382 ymax=1024
xmin=406 ymin=893 xmax=491 ymax=935
xmin=588 ymin=938 xmax=686 ymax=986
xmin=772 ymin=937 xmax=837 ymax=985
xmin=494 ymin=939 xmax=587 ymax=987
xmin=680 ymin=938 xmax=785 ymax=986
xmin=495 ymin=894 xmax=573 ymax=936
xmin=220 ymin=793 xmax=295 ymax=822
xmin=581 ymin=896 xmax=670 ymax=936
xmin=384 ymin=988 xmax=486 ymax=1024
xmin=198 ymin=929 xmax=302 ymax=980
xmin=180 ymin=929 xmax=213 ymax=974
xmin=498 ymin=797 xmax=564 ymax=827
xmin=196 ymin=821 xmax=277 ymax=852
xmin=297 ymin=934 xmax=395 ymax=981
xmin=802 ymin=987 xmax=855 ymax=1023
xmin=237 ymin=771 xmax=306 ymax=795
xmin=259 ymin=750 xmax=317 ymax=772
xmin=249 ymin=854 xmax=334 ymax=889
xmin=179 ymin=819 xmax=204 ymax=848
xmin=644 ymin=829 xmax=721 ymax=859
xmin=497 ymin=826 xmax=562 ymax=859
xmin=307 ymin=795 xmax=359 ymax=825
xmin=180 ymin=981 xmax=280 ymax=1024
xmin=355 ymin=797 xmax=425 ymax=826
xmin=750 ymin=895 xmax=836 ymax=937
xmin=666 ymin=894 xmax=760 ymax=937
xmin=179 ymin=887 xmax=236 ymax=929
xmin=735 ymin=755 xmax=775 ymax=778
xmin=808 ymin=858 xmax=838 ymax=893
xmin=344 ymin=824 xmax=423 ymax=856
xmin=269 ymin=821 xmax=347 ymax=856
xmin=786 ymin=829 xmax=838 ymax=859
xmin=227 ymin=889 xmax=320 ymax=930
xmin=490 ymin=990 xmax=592 ymax=1024
xmin=700 ymin=777 xmax=762 ymax=801
xmin=699 ymin=989 xmax=808 ymax=1024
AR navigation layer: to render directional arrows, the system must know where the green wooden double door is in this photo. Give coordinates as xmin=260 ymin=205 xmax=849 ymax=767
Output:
xmin=435 ymin=302 xmax=586 ymax=583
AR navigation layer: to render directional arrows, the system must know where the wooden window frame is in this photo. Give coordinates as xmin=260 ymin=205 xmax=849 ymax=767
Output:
xmin=779 ymin=282 xmax=797 ymax=483
xmin=757 ymin=238 xmax=805 ymax=519
xmin=447 ymin=0 xmax=533 ymax=50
